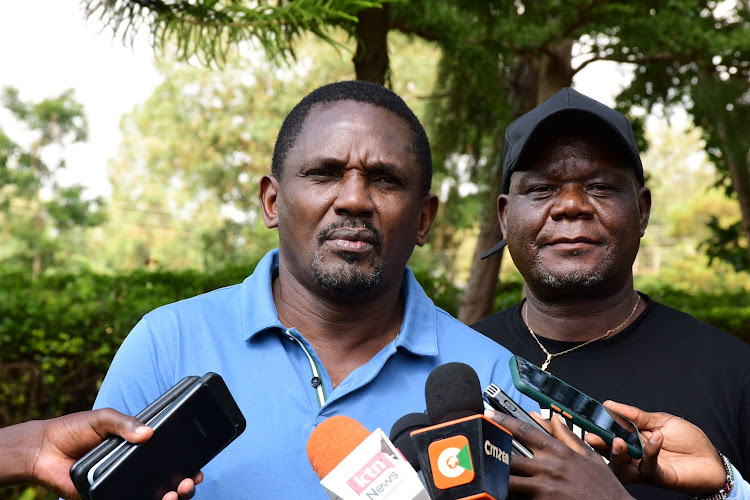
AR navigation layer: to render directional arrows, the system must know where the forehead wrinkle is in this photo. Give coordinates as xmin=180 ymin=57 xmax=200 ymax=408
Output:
xmin=520 ymin=145 xmax=633 ymax=182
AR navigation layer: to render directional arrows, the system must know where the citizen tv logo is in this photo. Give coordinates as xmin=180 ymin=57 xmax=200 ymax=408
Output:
xmin=427 ymin=435 xmax=475 ymax=489
xmin=346 ymin=452 xmax=401 ymax=496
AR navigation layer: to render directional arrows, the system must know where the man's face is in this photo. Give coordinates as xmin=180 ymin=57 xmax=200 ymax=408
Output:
xmin=260 ymin=100 xmax=438 ymax=297
xmin=499 ymin=132 xmax=651 ymax=299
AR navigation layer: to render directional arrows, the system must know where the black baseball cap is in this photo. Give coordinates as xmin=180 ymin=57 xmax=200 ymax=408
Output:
xmin=480 ymin=87 xmax=644 ymax=259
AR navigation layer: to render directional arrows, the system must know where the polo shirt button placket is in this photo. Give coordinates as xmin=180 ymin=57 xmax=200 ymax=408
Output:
xmin=311 ymin=376 xmax=321 ymax=388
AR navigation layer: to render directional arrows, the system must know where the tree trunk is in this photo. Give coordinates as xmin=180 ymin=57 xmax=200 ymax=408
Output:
xmin=457 ymin=160 xmax=504 ymax=324
xmin=537 ymin=40 xmax=575 ymax=102
xmin=457 ymin=41 xmax=574 ymax=325
xmin=353 ymin=5 xmax=390 ymax=85
xmin=713 ymin=117 xmax=750 ymax=266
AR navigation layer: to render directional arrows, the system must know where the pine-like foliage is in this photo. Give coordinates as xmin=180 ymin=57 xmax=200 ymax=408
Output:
xmin=83 ymin=0 xmax=385 ymax=65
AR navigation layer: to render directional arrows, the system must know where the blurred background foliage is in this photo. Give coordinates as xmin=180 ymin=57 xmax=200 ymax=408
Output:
xmin=2 ymin=2 xmax=750 ymax=497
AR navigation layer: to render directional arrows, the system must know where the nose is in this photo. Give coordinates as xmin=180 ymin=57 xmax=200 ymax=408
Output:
xmin=332 ymin=171 xmax=376 ymax=217
xmin=549 ymin=186 xmax=594 ymax=220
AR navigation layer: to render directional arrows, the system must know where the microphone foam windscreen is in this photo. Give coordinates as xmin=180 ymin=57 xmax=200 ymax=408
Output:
xmin=425 ymin=362 xmax=485 ymax=424
xmin=389 ymin=412 xmax=432 ymax=470
xmin=307 ymin=415 xmax=370 ymax=479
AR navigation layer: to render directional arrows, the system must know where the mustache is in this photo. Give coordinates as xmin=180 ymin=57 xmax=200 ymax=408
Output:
xmin=317 ymin=219 xmax=383 ymax=252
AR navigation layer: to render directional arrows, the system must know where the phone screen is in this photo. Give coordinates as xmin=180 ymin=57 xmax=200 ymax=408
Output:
xmin=513 ymin=356 xmax=642 ymax=452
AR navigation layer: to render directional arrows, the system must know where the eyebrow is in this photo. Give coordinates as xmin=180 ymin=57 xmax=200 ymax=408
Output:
xmin=305 ymin=155 xmax=406 ymax=174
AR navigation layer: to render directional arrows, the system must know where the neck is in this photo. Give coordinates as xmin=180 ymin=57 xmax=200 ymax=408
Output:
xmin=523 ymin=285 xmax=644 ymax=343
xmin=272 ymin=265 xmax=404 ymax=387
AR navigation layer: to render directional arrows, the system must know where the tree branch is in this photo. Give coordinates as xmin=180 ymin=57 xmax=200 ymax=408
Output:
xmin=571 ymin=51 xmax=707 ymax=76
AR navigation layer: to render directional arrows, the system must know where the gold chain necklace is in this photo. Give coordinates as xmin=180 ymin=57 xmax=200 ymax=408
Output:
xmin=523 ymin=294 xmax=641 ymax=372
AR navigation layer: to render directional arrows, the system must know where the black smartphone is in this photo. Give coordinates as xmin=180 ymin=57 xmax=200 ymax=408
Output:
xmin=71 ymin=372 xmax=246 ymax=500
xmin=70 ymin=375 xmax=200 ymax=500
xmin=483 ymin=383 xmax=550 ymax=458
xmin=509 ymin=355 xmax=643 ymax=458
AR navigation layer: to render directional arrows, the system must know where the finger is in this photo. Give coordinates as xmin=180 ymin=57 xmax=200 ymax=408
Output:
xmin=161 ymin=492 xmax=178 ymax=500
xmin=192 ymin=470 xmax=204 ymax=485
xmin=604 ymin=437 xmax=642 ymax=485
xmin=176 ymin=477 xmax=197 ymax=499
xmin=548 ymin=414 xmax=600 ymax=460
xmin=603 ymin=401 xmax=668 ymax=432
xmin=637 ymin=429 xmax=663 ymax=480
xmin=87 ymin=408 xmax=153 ymax=443
xmin=508 ymin=474 xmax=544 ymax=496
xmin=58 ymin=484 xmax=83 ymax=500
xmin=583 ymin=432 xmax=628 ymax=462
xmin=484 ymin=409 xmax=549 ymax=450
xmin=530 ymin=412 xmax=553 ymax=433
xmin=508 ymin=453 xmax=536 ymax=476
xmin=608 ymin=437 xmax=631 ymax=465
xmin=584 ymin=432 xmax=611 ymax=456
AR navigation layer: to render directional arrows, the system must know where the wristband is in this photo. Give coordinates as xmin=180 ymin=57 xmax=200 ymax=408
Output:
xmin=691 ymin=450 xmax=734 ymax=500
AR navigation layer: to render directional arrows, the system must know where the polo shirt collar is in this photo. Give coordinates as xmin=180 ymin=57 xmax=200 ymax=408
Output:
xmin=241 ymin=249 xmax=284 ymax=340
xmin=393 ymin=266 xmax=439 ymax=356
xmin=240 ymin=249 xmax=439 ymax=357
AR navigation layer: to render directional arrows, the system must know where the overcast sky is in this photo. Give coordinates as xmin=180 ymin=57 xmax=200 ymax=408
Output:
xmin=0 ymin=1 xmax=629 ymax=199
xmin=0 ymin=0 xmax=161 ymax=198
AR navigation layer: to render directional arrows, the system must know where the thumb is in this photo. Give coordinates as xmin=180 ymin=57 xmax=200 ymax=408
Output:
xmin=87 ymin=408 xmax=153 ymax=444
xmin=638 ymin=429 xmax=664 ymax=481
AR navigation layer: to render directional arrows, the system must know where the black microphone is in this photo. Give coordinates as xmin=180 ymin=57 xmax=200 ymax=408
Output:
xmin=410 ymin=362 xmax=514 ymax=500
xmin=390 ymin=412 xmax=432 ymax=471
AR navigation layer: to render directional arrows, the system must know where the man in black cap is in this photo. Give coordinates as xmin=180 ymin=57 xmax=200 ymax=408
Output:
xmin=472 ymin=87 xmax=750 ymax=500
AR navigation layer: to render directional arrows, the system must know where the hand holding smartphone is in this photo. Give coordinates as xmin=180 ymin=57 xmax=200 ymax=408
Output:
xmin=70 ymin=372 xmax=246 ymax=500
xmin=483 ymin=383 xmax=551 ymax=458
xmin=509 ymin=355 xmax=643 ymax=459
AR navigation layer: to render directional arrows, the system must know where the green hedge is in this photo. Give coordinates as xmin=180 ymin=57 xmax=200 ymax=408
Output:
xmin=2 ymin=265 xmax=748 ymax=428
xmin=0 ymin=263 xmax=263 ymax=428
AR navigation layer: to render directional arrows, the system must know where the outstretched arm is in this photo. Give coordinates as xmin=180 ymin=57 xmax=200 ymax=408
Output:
xmin=0 ymin=408 xmax=202 ymax=500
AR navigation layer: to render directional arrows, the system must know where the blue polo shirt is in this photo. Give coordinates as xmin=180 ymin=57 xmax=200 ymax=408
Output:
xmin=94 ymin=249 xmax=537 ymax=498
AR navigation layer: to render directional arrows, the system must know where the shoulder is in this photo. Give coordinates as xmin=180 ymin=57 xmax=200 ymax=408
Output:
xmin=434 ymin=307 xmax=507 ymax=350
xmin=143 ymin=283 xmax=243 ymax=324
xmin=431 ymin=308 xmax=539 ymax=414
xmin=471 ymin=303 xmax=520 ymax=336
xmin=646 ymin=299 xmax=750 ymax=353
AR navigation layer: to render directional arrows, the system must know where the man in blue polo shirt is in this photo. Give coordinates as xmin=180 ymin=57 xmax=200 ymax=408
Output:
xmin=93 ymin=81 xmax=538 ymax=498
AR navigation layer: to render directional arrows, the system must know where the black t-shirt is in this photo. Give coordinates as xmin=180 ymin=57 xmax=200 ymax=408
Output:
xmin=472 ymin=294 xmax=750 ymax=500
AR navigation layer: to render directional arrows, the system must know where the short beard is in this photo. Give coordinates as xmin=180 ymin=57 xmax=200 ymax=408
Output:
xmin=540 ymin=270 xmax=605 ymax=288
xmin=312 ymin=252 xmax=383 ymax=294
xmin=529 ymin=247 xmax=609 ymax=290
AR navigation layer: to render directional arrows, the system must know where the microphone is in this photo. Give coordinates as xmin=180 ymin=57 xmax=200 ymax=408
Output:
xmin=389 ymin=412 xmax=432 ymax=471
xmin=306 ymin=415 xmax=431 ymax=500
xmin=410 ymin=362 xmax=513 ymax=500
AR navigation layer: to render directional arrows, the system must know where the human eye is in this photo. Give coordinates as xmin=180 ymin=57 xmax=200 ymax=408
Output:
xmin=302 ymin=164 xmax=339 ymax=181
xmin=375 ymin=174 xmax=403 ymax=186
xmin=525 ymin=184 xmax=554 ymax=197
xmin=587 ymin=183 xmax=616 ymax=195
xmin=308 ymin=169 xmax=334 ymax=178
xmin=371 ymin=167 xmax=405 ymax=189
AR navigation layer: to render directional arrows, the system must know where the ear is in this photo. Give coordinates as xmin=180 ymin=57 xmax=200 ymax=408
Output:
xmin=415 ymin=194 xmax=439 ymax=247
xmin=498 ymin=194 xmax=509 ymax=240
xmin=259 ymin=175 xmax=280 ymax=229
xmin=637 ymin=186 xmax=651 ymax=237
